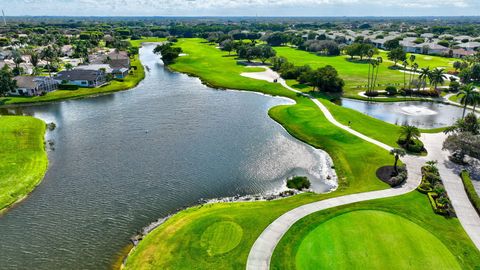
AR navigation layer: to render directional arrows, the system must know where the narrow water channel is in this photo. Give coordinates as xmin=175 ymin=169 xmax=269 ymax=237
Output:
xmin=0 ymin=44 xmax=336 ymax=269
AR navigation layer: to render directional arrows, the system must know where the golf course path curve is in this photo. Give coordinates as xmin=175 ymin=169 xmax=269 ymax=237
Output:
xmin=244 ymin=66 xmax=480 ymax=270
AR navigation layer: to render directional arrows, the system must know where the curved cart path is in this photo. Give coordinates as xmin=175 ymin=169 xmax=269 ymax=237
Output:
xmin=243 ymin=67 xmax=480 ymax=270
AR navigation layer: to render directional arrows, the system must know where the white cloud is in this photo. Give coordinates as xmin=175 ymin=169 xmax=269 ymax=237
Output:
xmin=6 ymin=0 xmax=479 ymax=16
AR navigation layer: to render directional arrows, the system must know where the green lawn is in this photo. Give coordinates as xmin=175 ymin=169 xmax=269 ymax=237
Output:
xmin=0 ymin=38 xmax=165 ymax=106
xmin=0 ymin=116 xmax=48 ymax=212
xmin=378 ymin=50 xmax=456 ymax=71
xmin=123 ymin=38 xmax=397 ymax=269
xmin=274 ymin=47 xmax=455 ymax=95
xmin=274 ymin=46 xmax=406 ymax=94
xmin=271 ymin=192 xmax=480 ymax=270
xmin=123 ymin=38 xmax=476 ymax=269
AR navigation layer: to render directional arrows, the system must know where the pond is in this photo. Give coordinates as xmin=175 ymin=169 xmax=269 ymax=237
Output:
xmin=0 ymin=44 xmax=336 ymax=269
xmin=340 ymin=98 xmax=469 ymax=129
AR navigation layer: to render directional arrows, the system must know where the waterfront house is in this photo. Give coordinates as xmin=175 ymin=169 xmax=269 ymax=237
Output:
xmin=112 ymin=68 xmax=129 ymax=79
xmin=55 ymin=70 xmax=106 ymax=87
xmin=9 ymin=76 xmax=58 ymax=96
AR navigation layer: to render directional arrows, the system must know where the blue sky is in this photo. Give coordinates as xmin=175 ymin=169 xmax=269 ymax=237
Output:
xmin=5 ymin=0 xmax=480 ymax=16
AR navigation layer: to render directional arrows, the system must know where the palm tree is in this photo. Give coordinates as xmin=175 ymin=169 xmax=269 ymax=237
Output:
xmin=402 ymin=60 xmax=408 ymax=90
xmin=399 ymin=125 xmax=421 ymax=145
xmin=372 ymin=57 xmax=383 ymax=90
xmin=408 ymin=55 xmax=416 ymax=89
xmin=366 ymin=49 xmax=375 ymax=92
xmin=41 ymin=46 xmax=57 ymax=78
xmin=30 ymin=52 xmax=39 ymax=68
xmin=390 ymin=148 xmax=406 ymax=174
xmin=409 ymin=63 xmax=419 ymax=90
xmin=418 ymin=67 xmax=431 ymax=90
xmin=458 ymin=83 xmax=476 ymax=118
xmin=472 ymin=91 xmax=480 ymax=113
xmin=430 ymin=68 xmax=447 ymax=93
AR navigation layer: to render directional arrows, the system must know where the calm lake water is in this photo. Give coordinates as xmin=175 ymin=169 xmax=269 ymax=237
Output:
xmin=0 ymin=45 xmax=336 ymax=269
xmin=340 ymin=98 xmax=468 ymax=129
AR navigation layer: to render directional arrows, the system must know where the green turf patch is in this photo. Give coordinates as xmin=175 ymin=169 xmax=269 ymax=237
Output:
xmin=0 ymin=116 xmax=48 ymax=212
xmin=200 ymin=221 xmax=243 ymax=256
xmin=295 ymin=210 xmax=460 ymax=270
xmin=271 ymin=192 xmax=480 ymax=270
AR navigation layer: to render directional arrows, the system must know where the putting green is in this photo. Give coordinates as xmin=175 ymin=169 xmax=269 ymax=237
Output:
xmin=295 ymin=210 xmax=461 ymax=270
xmin=200 ymin=221 xmax=243 ymax=256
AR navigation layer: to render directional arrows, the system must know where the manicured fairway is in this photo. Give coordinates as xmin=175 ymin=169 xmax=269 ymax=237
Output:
xmin=378 ymin=50 xmax=456 ymax=71
xmin=0 ymin=116 xmax=48 ymax=212
xmin=271 ymin=192 xmax=480 ymax=270
xmin=171 ymin=38 xmax=391 ymax=191
xmin=274 ymin=46 xmax=406 ymax=93
xmin=296 ymin=210 xmax=460 ymax=270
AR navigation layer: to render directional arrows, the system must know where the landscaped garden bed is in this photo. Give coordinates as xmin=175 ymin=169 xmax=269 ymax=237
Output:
xmin=417 ymin=161 xmax=454 ymax=216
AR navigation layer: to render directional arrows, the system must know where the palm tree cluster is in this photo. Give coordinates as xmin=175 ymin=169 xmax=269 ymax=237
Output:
xmin=366 ymin=49 xmax=382 ymax=94
xmin=457 ymin=83 xmax=480 ymax=117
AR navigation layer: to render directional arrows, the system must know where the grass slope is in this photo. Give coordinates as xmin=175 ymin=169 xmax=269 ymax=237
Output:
xmin=271 ymin=192 xmax=480 ymax=270
xmin=0 ymin=116 xmax=48 ymax=212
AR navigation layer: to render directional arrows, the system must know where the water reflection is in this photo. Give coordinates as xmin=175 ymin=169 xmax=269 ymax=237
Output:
xmin=0 ymin=44 xmax=335 ymax=269
xmin=340 ymin=98 xmax=469 ymax=128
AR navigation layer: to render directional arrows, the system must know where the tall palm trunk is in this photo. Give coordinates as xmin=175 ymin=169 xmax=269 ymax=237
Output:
xmin=367 ymin=61 xmax=371 ymax=92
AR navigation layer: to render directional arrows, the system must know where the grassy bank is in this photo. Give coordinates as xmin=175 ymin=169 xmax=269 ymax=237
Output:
xmin=460 ymin=171 xmax=480 ymax=214
xmin=0 ymin=116 xmax=48 ymax=212
xmin=0 ymin=38 xmax=165 ymax=106
xmin=271 ymin=191 xmax=480 ymax=270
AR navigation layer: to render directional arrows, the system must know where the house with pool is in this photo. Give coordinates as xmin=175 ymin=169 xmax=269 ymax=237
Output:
xmin=55 ymin=69 xmax=107 ymax=88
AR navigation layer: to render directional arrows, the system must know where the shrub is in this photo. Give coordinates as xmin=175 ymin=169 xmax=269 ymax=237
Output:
xmin=390 ymin=170 xmax=408 ymax=187
xmin=460 ymin=170 xmax=480 ymax=215
xmin=286 ymin=176 xmax=311 ymax=191
xmin=58 ymin=84 xmax=79 ymax=90
xmin=365 ymin=90 xmax=379 ymax=97
xmin=385 ymin=86 xmax=397 ymax=96
xmin=449 ymin=81 xmax=460 ymax=92
xmin=424 ymin=171 xmax=441 ymax=184
xmin=406 ymin=139 xmax=425 ymax=153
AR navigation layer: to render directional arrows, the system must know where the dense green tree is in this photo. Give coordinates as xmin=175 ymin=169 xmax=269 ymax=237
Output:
xmin=387 ymin=47 xmax=406 ymax=66
xmin=153 ymin=43 xmax=182 ymax=64
xmin=384 ymin=39 xmax=401 ymax=50
xmin=0 ymin=67 xmax=16 ymax=96
xmin=302 ymin=65 xmax=344 ymax=92
xmin=257 ymin=45 xmax=276 ymax=64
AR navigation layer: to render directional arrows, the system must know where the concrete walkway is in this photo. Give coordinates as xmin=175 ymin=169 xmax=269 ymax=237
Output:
xmin=243 ymin=66 xmax=480 ymax=270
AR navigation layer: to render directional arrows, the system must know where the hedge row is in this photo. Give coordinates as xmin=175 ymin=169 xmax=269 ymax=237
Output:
xmin=460 ymin=170 xmax=480 ymax=215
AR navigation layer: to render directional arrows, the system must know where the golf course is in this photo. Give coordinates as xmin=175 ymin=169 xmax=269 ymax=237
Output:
xmin=122 ymin=38 xmax=480 ymax=269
